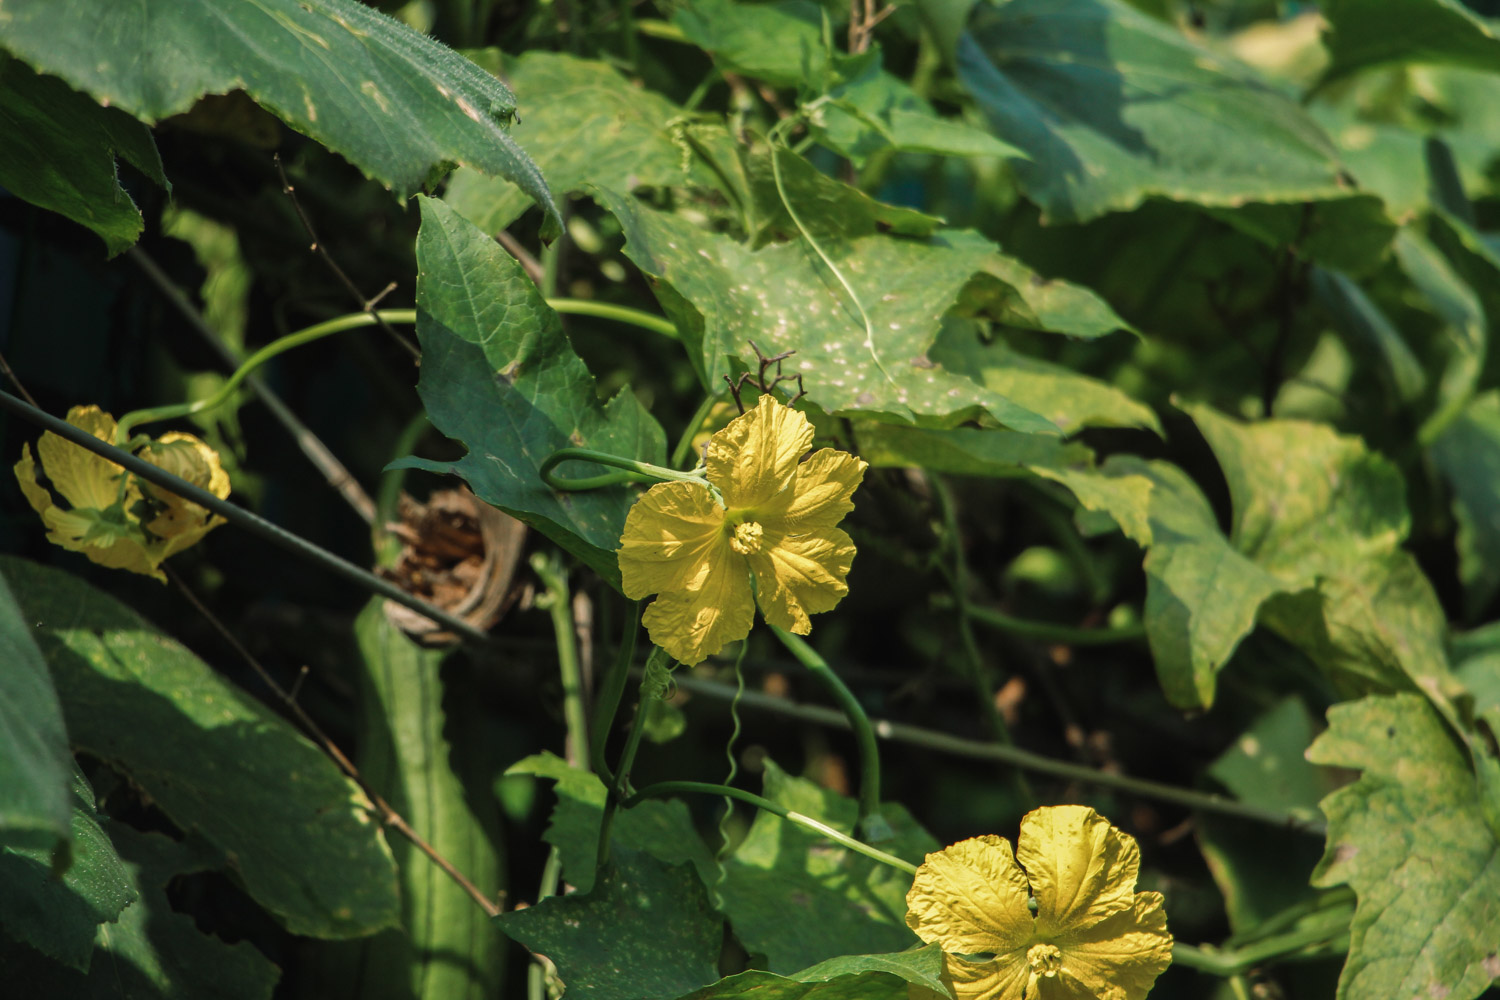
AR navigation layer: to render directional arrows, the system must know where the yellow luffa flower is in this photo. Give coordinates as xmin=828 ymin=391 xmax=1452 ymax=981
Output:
xmin=906 ymin=805 xmax=1173 ymax=1000
xmin=14 ymin=406 xmax=231 ymax=582
xmin=618 ymin=394 xmax=867 ymax=666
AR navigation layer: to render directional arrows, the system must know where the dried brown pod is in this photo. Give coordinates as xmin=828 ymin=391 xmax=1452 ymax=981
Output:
xmin=379 ymin=488 xmax=526 ymax=644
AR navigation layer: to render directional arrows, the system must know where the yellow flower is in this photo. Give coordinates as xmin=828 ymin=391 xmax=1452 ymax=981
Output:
xmin=906 ymin=806 xmax=1173 ymax=1000
xmin=14 ymin=406 xmax=231 ymax=582
xmin=618 ymin=394 xmax=867 ymax=666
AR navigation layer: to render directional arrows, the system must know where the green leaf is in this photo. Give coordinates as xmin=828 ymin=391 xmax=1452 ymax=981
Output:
xmin=1102 ymin=455 xmax=1297 ymax=708
xmin=394 ymin=196 xmax=667 ymax=588
xmin=1318 ymin=0 xmax=1500 ymax=86
xmin=0 ymin=556 xmax=400 ymax=939
xmin=0 ymin=560 xmax=71 ymax=844
xmin=1394 ymin=226 xmax=1486 ymax=440
xmin=0 ymin=0 xmax=560 ymax=237
xmin=0 ymin=55 xmax=166 ymax=256
xmin=1308 ymin=693 xmax=1500 ymax=1000
xmin=496 ymin=847 xmax=723 ymax=1000
xmin=952 ymin=0 xmax=1348 ymax=223
xmin=793 ymin=943 xmax=948 ymax=994
xmin=0 ymin=766 xmax=136 ymax=971
xmin=814 ymin=49 xmax=1023 ymax=165
xmin=1200 ymin=699 xmax=1333 ymax=933
xmin=445 ymin=52 xmax=718 ymax=234
xmin=505 ymin=752 xmax=715 ymax=893
xmin=718 ymin=761 xmax=936 ymax=974
xmin=673 ymin=968 xmax=938 ymax=1000
xmin=673 ymin=0 xmax=829 ymax=88
xmin=1433 ymin=392 xmax=1500 ymax=619
xmin=599 ymin=184 xmax=1056 ymax=429
xmin=1312 ymin=267 xmax=1427 ymax=404
xmin=334 ymin=602 xmax=506 ymax=1000
xmin=1 ymin=824 xmax=279 ymax=999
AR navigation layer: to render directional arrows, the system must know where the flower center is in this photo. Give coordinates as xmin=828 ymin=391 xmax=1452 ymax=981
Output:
xmin=1026 ymin=943 xmax=1063 ymax=978
xmin=729 ymin=520 xmax=764 ymax=555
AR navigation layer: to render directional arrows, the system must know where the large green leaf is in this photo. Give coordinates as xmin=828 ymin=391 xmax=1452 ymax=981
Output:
xmin=1101 ymin=455 xmax=1298 ymax=708
xmin=393 ymin=196 xmax=667 ymax=588
xmin=445 ymin=51 xmax=720 ymax=234
xmin=951 ymin=0 xmax=1348 ymax=223
xmin=600 ymin=182 xmax=1055 ymax=429
xmin=0 ymin=556 xmax=400 ymax=939
xmin=1433 ymin=391 xmax=1500 ymax=619
xmin=672 ymin=951 xmax=948 ymax=1000
xmin=0 ymin=767 xmax=135 ymax=971
xmin=0 ymin=55 xmax=166 ymax=256
xmin=1308 ymin=693 xmax=1500 ymax=1000
xmin=673 ymin=0 xmax=829 ymax=89
xmin=1 ymin=824 xmax=279 ymax=999
xmin=496 ymin=847 xmax=723 ymax=1000
xmin=1318 ymin=0 xmax=1500 ymax=86
xmin=0 ymin=562 xmax=70 ymax=845
xmin=0 ymin=0 xmax=559 ymax=236
xmin=505 ymin=752 xmax=715 ymax=894
xmin=329 ymin=603 xmax=505 ymax=1000
xmin=718 ymin=761 xmax=936 ymax=974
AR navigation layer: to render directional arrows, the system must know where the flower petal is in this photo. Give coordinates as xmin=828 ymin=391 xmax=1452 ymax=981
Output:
xmin=139 ymin=433 xmax=231 ymax=541
xmin=15 ymin=446 xmax=55 ymax=518
xmin=36 ymin=406 xmax=125 ymax=510
xmin=747 ymin=526 xmax=855 ymax=634
xmin=906 ymin=835 xmax=1035 ymax=958
xmin=1017 ymin=805 xmax=1141 ymax=936
xmin=706 ymin=394 xmax=814 ymax=509
xmin=943 ymin=951 xmax=1033 ymax=1000
xmin=757 ymin=448 xmax=867 ymax=532
xmin=619 ymin=481 xmax=726 ymax=601
xmin=1053 ymin=893 xmax=1172 ymax=1000
xmin=641 ymin=554 xmax=754 ymax=666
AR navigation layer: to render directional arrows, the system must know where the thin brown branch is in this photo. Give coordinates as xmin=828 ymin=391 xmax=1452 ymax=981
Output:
xmin=166 ymin=565 xmax=501 ymax=918
xmin=272 ymin=153 xmax=420 ymax=360
xmin=127 ymin=248 xmax=377 ymax=525
xmin=0 ymin=350 xmax=38 ymax=407
xmin=495 ymin=230 xmax=547 ymax=287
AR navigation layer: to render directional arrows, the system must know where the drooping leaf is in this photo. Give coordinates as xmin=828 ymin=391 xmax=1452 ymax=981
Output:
xmin=0 ymin=55 xmax=166 ymax=256
xmin=445 ymin=52 xmax=720 ymax=234
xmin=1393 ymin=226 xmax=1486 ymax=439
xmin=599 ymin=184 xmax=1056 ymax=430
xmin=496 ymin=847 xmax=723 ymax=1000
xmin=0 ymin=562 xmax=71 ymax=845
xmin=1312 ymin=266 xmax=1427 ymax=404
xmin=0 ymin=0 xmax=560 ymax=236
xmin=1433 ymin=392 xmax=1500 ymax=619
xmin=951 ymin=0 xmax=1349 ymax=223
xmin=1101 ymin=455 xmax=1298 ymax=708
xmin=792 ymin=943 xmax=948 ymax=995
xmin=505 ymin=752 xmax=714 ymax=893
xmin=392 ymin=196 xmax=667 ymax=588
xmin=718 ymin=761 xmax=937 ymax=974
xmin=0 ymin=823 xmax=279 ymax=999
xmin=1318 ymin=0 xmax=1500 ymax=86
xmin=1308 ymin=693 xmax=1500 ymax=1000
xmin=0 ymin=556 xmax=400 ymax=939
xmin=323 ymin=603 xmax=506 ymax=1000
xmin=0 ymin=766 xmax=135 ymax=971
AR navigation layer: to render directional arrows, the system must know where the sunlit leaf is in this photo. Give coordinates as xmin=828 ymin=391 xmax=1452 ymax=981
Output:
xmin=1318 ymin=0 xmax=1500 ymax=85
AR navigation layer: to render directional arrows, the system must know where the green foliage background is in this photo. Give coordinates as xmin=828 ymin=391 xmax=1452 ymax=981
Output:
xmin=2 ymin=0 xmax=1499 ymax=998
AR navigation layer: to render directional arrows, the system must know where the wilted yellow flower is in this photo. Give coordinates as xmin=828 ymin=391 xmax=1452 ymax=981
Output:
xmin=14 ymin=406 xmax=231 ymax=582
xmin=906 ymin=805 xmax=1172 ymax=1000
xmin=618 ymin=394 xmax=866 ymax=666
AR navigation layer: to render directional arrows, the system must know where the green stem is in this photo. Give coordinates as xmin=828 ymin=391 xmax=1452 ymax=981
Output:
xmin=528 ymin=846 xmax=563 ymax=1000
xmin=590 ymin=601 xmax=641 ymax=780
xmin=547 ymin=299 xmax=678 ymax=340
xmin=670 ymin=392 xmax=723 ymax=471
xmin=0 ymin=390 xmax=491 ymax=644
xmin=769 ymin=626 xmax=886 ymax=836
xmin=957 ymin=602 xmax=1147 ymax=646
xmin=116 ymin=310 xmax=416 ymax=442
xmin=374 ymin=411 xmax=432 ymax=566
xmin=540 ymin=447 xmax=712 ymax=493
xmin=532 ymin=553 xmax=589 ymax=768
xmin=666 ymin=672 xmax=1328 ymax=835
xmin=595 ymin=649 xmax=664 ymax=870
xmin=1170 ymin=912 xmax=1350 ymax=976
xmin=625 ymin=781 xmax=918 ymax=875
